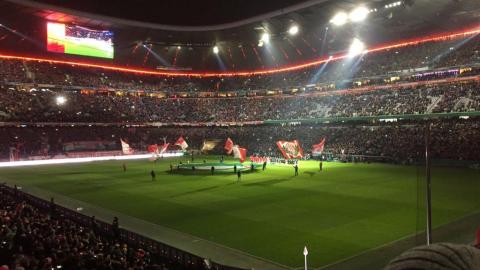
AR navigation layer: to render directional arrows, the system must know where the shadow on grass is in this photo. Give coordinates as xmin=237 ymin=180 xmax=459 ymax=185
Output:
xmin=242 ymin=177 xmax=294 ymax=187
xmin=170 ymin=185 xmax=222 ymax=198
xmin=53 ymin=171 xmax=95 ymax=176
xmin=167 ymin=169 xmax=260 ymax=176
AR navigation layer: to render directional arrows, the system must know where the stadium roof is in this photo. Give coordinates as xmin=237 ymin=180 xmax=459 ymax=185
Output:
xmin=0 ymin=0 xmax=479 ymax=72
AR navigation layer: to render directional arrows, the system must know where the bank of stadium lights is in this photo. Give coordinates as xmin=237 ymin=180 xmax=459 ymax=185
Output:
xmin=349 ymin=6 xmax=369 ymax=22
xmin=260 ymin=33 xmax=270 ymax=44
xmin=213 ymin=46 xmax=219 ymax=54
xmin=385 ymin=1 xmax=402 ymax=8
xmin=258 ymin=32 xmax=270 ymax=47
xmin=348 ymin=38 xmax=365 ymax=57
xmin=55 ymin=96 xmax=66 ymax=106
xmin=288 ymin=25 xmax=299 ymax=36
xmin=330 ymin=12 xmax=348 ymax=26
xmin=330 ymin=6 xmax=371 ymax=26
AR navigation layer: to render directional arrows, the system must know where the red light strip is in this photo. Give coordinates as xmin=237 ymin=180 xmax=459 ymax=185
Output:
xmin=0 ymin=26 xmax=479 ymax=77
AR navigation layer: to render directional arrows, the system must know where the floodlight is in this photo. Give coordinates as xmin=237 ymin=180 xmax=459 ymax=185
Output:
xmin=55 ymin=96 xmax=66 ymax=105
xmin=288 ymin=25 xmax=299 ymax=35
xmin=349 ymin=7 xmax=369 ymax=22
xmin=213 ymin=46 xmax=219 ymax=54
xmin=330 ymin=12 xmax=348 ymax=26
xmin=348 ymin=38 xmax=365 ymax=57
xmin=260 ymin=33 xmax=270 ymax=43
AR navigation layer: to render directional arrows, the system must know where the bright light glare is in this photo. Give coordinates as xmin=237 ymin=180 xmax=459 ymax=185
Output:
xmin=0 ymin=152 xmax=184 ymax=168
xmin=385 ymin=1 xmax=402 ymax=8
xmin=348 ymin=38 xmax=365 ymax=57
xmin=330 ymin=12 xmax=348 ymax=26
xmin=349 ymin=6 xmax=369 ymax=22
xmin=288 ymin=25 xmax=299 ymax=35
xmin=260 ymin=33 xmax=270 ymax=43
xmin=55 ymin=96 xmax=66 ymax=105
xmin=213 ymin=46 xmax=219 ymax=54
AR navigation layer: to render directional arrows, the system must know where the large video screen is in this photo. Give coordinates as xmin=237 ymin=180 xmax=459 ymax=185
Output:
xmin=47 ymin=22 xmax=114 ymax=59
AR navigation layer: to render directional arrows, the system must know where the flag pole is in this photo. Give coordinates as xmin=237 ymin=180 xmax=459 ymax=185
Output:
xmin=303 ymin=246 xmax=308 ymax=270
xmin=425 ymin=122 xmax=432 ymax=245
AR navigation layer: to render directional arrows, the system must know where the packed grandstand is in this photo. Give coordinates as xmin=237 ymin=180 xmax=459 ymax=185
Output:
xmin=1 ymin=0 xmax=480 ymax=269
xmin=1 ymin=32 xmax=480 ymax=162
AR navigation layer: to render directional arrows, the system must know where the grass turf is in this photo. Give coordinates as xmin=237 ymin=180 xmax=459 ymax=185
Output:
xmin=0 ymin=157 xmax=479 ymax=268
xmin=64 ymin=39 xmax=114 ymax=59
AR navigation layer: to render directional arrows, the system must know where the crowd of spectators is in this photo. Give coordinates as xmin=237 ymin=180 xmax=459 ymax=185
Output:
xmin=65 ymin=25 xmax=113 ymax=43
xmin=0 ymin=187 xmax=193 ymax=270
xmin=0 ymin=31 xmax=479 ymax=163
xmin=2 ymin=120 xmax=480 ymax=162
xmin=1 ymin=34 xmax=479 ymax=93
xmin=0 ymin=80 xmax=479 ymax=123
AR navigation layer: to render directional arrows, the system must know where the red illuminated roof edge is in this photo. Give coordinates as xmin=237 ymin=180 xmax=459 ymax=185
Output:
xmin=0 ymin=26 xmax=479 ymax=77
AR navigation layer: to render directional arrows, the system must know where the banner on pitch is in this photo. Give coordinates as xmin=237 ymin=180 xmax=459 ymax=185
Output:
xmin=201 ymin=140 xmax=220 ymax=152
xmin=120 ymin=139 xmax=134 ymax=155
xmin=224 ymin=138 xmax=234 ymax=154
xmin=232 ymin=145 xmax=247 ymax=163
xmin=276 ymin=140 xmax=303 ymax=159
xmin=159 ymin=143 xmax=170 ymax=154
xmin=312 ymin=138 xmax=326 ymax=157
xmin=174 ymin=136 xmax=188 ymax=150
xmin=147 ymin=144 xmax=158 ymax=153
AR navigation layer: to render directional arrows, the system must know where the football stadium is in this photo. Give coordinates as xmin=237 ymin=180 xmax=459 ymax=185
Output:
xmin=0 ymin=0 xmax=480 ymax=269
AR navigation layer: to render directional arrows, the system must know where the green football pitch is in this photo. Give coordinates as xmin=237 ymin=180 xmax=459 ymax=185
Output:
xmin=63 ymin=39 xmax=114 ymax=59
xmin=0 ymin=157 xmax=479 ymax=268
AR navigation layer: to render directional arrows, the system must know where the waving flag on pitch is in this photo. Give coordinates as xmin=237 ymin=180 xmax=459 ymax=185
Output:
xmin=312 ymin=138 xmax=326 ymax=157
xmin=159 ymin=143 xmax=170 ymax=154
xmin=232 ymin=145 xmax=247 ymax=163
xmin=224 ymin=138 xmax=234 ymax=154
xmin=174 ymin=136 xmax=188 ymax=150
xmin=201 ymin=140 xmax=219 ymax=152
xmin=147 ymin=144 xmax=158 ymax=153
xmin=276 ymin=140 xmax=303 ymax=159
xmin=120 ymin=139 xmax=134 ymax=155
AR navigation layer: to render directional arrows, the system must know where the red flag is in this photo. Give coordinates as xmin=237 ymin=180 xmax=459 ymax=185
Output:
xmin=147 ymin=144 xmax=158 ymax=153
xmin=312 ymin=138 xmax=326 ymax=157
xmin=174 ymin=136 xmax=188 ymax=150
xmin=159 ymin=143 xmax=170 ymax=154
xmin=232 ymin=145 xmax=247 ymax=163
xmin=120 ymin=139 xmax=134 ymax=155
xmin=224 ymin=138 xmax=234 ymax=154
xmin=276 ymin=140 xmax=303 ymax=159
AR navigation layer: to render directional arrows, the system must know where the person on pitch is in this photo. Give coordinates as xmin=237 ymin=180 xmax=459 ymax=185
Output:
xmin=319 ymin=161 xmax=323 ymax=171
xmin=211 ymin=166 xmax=215 ymax=175
xmin=122 ymin=163 xmax=127 ymax=172
xmin=262 ymin=161 xmax=267 ymax=171
xmin=294 ymin=163 xmax=299 ymax=176
xmin=237 ymin=170 xmax=241 ymax=182
xmin=234 ymin=164 xmax=237 ymax=173
xmin=150 ymin=170 xmax=156 ymax=181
